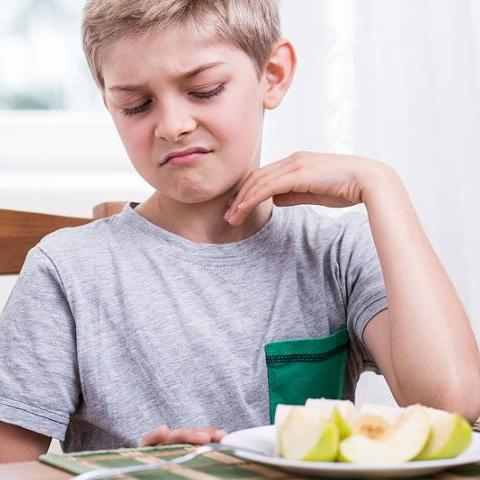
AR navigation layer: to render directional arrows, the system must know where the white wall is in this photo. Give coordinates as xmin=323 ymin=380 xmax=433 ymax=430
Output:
xmin=0 ymin=110 xmax=153 ymax=217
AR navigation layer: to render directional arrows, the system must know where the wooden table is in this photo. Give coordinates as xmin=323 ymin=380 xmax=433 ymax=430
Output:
xmin=3 ymin=459 xmax=480 ymax=480
xmin=0 ymin=460 xmax=71 ymax=479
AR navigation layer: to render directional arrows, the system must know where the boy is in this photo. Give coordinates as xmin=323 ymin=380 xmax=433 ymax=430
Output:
xmin=0 ymin=0 xmax=479 ymax=462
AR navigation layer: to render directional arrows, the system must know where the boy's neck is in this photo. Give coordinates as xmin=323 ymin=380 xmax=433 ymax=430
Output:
xmin=135 ymin=193 xmax=273 ymax=244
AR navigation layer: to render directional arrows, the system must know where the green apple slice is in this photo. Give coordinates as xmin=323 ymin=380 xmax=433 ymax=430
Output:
xmin=339 ymin=405 xmax=430 ymax=464
xmin=305 ymin=398 xmax=357 ymax=439
xmin=275 ymin=405 xmax=327 ymax=456
xmin=414 ymin=408 xmax=472 ymax=460
xmin=281 ymin=407 xmax=339 ymax=461
xmin=274 ymin=404 xmax=294 ymax=456
xmin=338 ymin=434 xmax=395 ymax=463
xmin=381 ymin=406 xmax=431 ymax=458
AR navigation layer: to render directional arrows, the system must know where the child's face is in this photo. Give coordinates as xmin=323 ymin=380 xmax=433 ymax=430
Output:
xmin=102 ymin=25 xmax=268 ymax=205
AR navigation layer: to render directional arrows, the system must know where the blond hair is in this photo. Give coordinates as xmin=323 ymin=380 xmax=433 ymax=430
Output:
xmin=82 ymin=0 xmax=281 ymax=90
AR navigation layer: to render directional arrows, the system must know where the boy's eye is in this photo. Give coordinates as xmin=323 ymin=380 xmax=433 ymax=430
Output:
xmin=121 ymin=83 xmax=226 ymax=117
xmin=190 ymin=83 xmax=226 ymax=99
xmin=122 ymin=99 xmax=153 ymax=117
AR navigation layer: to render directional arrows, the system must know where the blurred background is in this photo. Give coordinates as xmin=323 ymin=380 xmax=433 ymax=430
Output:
xmin=1 ymin=0 xmax=480 ymax=451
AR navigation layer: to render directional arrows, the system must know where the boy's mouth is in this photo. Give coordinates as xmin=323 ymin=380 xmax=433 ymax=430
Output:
xmin=161 ymin=147 xmax=212 ymax=165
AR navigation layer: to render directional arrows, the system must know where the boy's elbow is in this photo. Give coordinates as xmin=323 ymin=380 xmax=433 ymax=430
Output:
xmin=449 ymin=402 xmax=480 ymax=425
xmin=437 ymin=378 xmax=480 ymax=424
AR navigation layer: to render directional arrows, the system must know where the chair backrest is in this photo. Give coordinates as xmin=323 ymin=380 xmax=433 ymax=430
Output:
xmin=0 ymin=202 xmax=127 ymax=275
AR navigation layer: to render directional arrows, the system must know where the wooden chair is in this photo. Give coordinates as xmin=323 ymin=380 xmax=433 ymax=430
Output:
xmin=0 ymin=202 xmax=126 ymax=275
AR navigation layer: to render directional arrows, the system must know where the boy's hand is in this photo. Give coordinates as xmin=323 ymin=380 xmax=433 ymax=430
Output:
xmin=139 ymin=425 xmax=227 ymax=447
xmin=224 ymin=151 xmax=391 ymax=225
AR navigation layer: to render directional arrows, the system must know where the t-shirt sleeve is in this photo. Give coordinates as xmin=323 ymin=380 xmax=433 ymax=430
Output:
xmin=0 ymin=246 xmax=80 ymax=440
xmin=337 ymin=213 xmax=388 ymax=374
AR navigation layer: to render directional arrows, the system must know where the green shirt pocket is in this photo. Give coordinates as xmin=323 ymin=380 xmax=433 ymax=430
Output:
xmin=264 ymin=327 xmax=349 ymax=424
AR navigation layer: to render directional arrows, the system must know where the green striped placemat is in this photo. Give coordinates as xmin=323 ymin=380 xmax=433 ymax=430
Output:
xmin=39 ymin=444 xmax=297 ymax=479
xmin=39 ymin=435 xmax=480 ymax=480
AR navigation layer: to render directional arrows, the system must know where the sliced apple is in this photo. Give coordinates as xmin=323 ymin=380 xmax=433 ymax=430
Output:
xmin=275 ymin=405 xmax=327 ymax=456
xmin=305 ymin=398 xmax=357 ymax=439
xmin=274 ymin=404 xmax=294 ymax=456
xmin=339 ymin=405 xmax=430 ymax=464
xmin=414 ymin=407 xmax=472 ymax=460
xmin=281 ymin=407 xmax=339 ymax=461
xmin=338 ymin=434 xmax=396 ymax=463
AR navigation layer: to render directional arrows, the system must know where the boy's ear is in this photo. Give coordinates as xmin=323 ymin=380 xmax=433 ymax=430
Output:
xmin=262 ymin=38 xmax=297 ymax=110
xmin=102 ymin=94 xmax=109 ymax=111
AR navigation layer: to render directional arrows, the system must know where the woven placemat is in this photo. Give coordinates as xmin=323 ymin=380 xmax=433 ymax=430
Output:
xmin=39 ymin=432 xmax=480 ymax=480
xmin=39 ymin=443 xmax=300 ymax=479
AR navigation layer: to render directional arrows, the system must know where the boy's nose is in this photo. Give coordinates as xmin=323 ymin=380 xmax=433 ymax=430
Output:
xmin=154 ymin=104 xmax=196 ymax=143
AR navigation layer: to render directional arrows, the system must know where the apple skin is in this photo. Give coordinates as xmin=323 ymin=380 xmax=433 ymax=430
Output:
xmin=281 ymin=408 xmax=339 ymax=462
xmin=306 ymin=399 xmax=357 ymax=440
xmin=299 ymin=421 xmax=339 ymax=462
xmin=414 ymin=412 xmax=472 ymax=460
xmin=275 ymin=405 xmax=327 ymax=456
xmin=331 ymin=406 xmax=354 ymax=440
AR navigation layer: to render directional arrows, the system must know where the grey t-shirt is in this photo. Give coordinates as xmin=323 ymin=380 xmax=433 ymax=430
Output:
xmin=0 ymin=203 xmax=387 ymax=452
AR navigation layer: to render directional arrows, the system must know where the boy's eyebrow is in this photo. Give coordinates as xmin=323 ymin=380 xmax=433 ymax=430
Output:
xmin=108 ymin=61 xmax=227 ymax=91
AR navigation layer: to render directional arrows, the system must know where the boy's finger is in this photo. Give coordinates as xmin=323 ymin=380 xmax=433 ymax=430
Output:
xmin=199 ymin=427 xmax=226 ymax=443
xmin=193 ymin=427 xmax=226 ymax=443
xmin=140 ymin=426 xmax=225 ymax=447
xmin=212 ymin=429 xmax=228 ymax=442
xmin=229 ymin=172 xmax=294 ymax=225
xmin=227 ymin=156 xmax=293 ymax=215
xmin=197 ymin=426 xmax=219 ymax=435
xmin=167 ymin=428 xmax=211 ymax=444
xmin=225 ymin=162 xmax=294 ymax=223
xmin=139 ymin=424 xmax=170 ymax=447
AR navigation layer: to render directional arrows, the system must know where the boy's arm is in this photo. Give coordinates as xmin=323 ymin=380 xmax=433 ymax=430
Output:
xmin=361 ymin=167 xmax=480 ymax=423
xmin=224 ymin=151 xmax=480 ymax=422
xmin=0 ymin=421 xmax=51 ymax=463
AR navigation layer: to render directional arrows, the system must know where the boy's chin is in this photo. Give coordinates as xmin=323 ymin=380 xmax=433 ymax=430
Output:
xmin=165 ymin=182 xmax=241 ymax=205
xmin=158 ymin=190 xmax=231 ymax=207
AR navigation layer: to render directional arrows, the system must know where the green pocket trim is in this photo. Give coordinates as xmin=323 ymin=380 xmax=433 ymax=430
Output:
xmin=265 ymin=343 xmax=348 ymax=365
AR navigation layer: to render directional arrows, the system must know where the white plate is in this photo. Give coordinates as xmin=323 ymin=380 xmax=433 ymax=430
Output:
xmin=221 ymin=425 xmax=480 ymax=478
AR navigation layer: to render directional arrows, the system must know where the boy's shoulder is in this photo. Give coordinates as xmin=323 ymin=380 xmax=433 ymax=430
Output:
xmin=37 ymin=210 xmax=122 ymax=259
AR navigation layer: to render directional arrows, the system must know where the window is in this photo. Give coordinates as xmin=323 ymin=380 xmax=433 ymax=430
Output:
xmin=0 ymin=1 xmax=151 ymax=217
xmin=0 ymin=0 xmax=101 ymax=110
